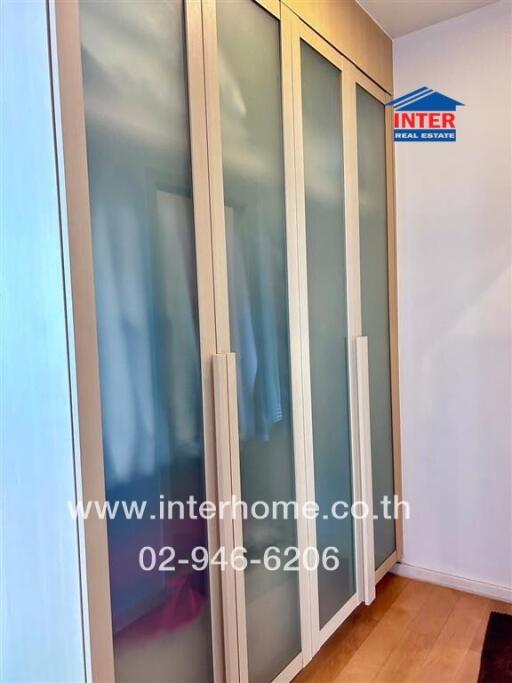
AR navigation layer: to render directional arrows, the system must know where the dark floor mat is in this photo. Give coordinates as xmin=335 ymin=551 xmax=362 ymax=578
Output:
xmin=478 ymin=611 xmax=512 ymax=682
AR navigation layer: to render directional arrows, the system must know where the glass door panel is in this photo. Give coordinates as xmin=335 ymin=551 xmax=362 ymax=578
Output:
xmin=79 ymin=1 xmax=213 ymax=680
xmin=356 ymin=85 xmax=396 ymax=568
xmin=300 ymin=40 xmax=356 ymax=629
xmin=216 ymin=0 xmax=301 ymax=680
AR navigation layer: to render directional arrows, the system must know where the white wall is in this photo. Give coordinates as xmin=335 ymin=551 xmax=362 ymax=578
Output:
xmin=394 ymin=0 xmax=512 ymax=593
xmin=0 ymin=3 xmax=86 ymax=679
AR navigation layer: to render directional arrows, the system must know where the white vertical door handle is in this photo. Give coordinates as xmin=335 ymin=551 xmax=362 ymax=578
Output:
xmin=225 ymin=353 xmax=249 ymax=682
xmin=356 ymin=337 xmax=376 ymax=605
xmin=212 ymin=353 xmax=248 ymax=682
xmin=212 ymin=353 xmax=239 ymax=682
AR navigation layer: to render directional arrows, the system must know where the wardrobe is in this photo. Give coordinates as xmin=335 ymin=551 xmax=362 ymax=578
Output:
xmin=49 ymin=0 xmax=402 ymax=681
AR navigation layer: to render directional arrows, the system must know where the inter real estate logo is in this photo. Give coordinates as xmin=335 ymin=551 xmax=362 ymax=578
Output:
xmin=387 ymin=86 xmax=464 ymax=142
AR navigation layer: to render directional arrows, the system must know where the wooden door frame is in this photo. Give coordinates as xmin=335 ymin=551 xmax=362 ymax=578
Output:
xmin=201 ymin=0 xmax=311 ymax=680
xmin=347 ymin=64 xmax=404 ymax=582
xmin=286 ymin=12 xmax=369 ymax=653
xmin=48 ymin=0 xmax=225 ymax=680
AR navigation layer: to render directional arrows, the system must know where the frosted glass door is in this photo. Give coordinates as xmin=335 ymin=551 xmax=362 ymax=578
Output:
xmin=299 ymin=40 xmax=356 ymax=630
xmin=356 ymin=86 xmax=396 ymax=568
xmin=79 ymin=1 xmax=213 ymax=680
xmin=216 ymin=1 xmax=301 ymax=680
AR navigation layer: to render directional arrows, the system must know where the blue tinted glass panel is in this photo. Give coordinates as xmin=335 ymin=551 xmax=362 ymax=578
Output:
xmin=80 ymin=1 xmax=212 ymax=679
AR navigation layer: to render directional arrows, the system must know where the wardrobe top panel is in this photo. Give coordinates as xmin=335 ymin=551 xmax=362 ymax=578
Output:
xmin=283 ymin=0 xmax=393 ymax=95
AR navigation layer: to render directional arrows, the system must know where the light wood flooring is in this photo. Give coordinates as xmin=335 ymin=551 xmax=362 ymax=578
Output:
xmin=294 ymin=575 xmax=512 ymax=683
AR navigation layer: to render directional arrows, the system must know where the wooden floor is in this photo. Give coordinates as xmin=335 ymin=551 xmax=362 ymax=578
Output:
xmin=294 ymin=575 xmax=512 ymax=683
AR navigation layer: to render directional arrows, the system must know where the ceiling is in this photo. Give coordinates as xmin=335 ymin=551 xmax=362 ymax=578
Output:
xmin=357 ymin=0 xmax=497 ymax=38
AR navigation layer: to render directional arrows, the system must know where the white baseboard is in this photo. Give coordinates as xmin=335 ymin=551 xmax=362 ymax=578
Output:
xmin=391 ymin=562 xmax=512 ymax=604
